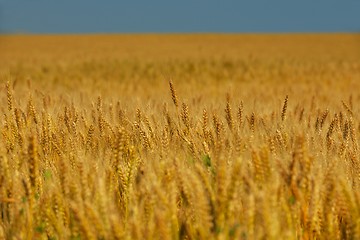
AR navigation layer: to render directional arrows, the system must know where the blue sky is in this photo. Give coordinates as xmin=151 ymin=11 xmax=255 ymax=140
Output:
xmin=0 ymin=0 xmax=359 ymax=33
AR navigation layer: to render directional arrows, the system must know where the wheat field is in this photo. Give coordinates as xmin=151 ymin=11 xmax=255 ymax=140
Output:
xmin=0 ymin=34 xmax=360 ymax=239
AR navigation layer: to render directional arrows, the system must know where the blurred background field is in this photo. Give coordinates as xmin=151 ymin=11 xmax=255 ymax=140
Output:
xmin=0 ymin=34 xmax=360 ymax=97
xmin=0 ymin=34 xmax=359 ymax=107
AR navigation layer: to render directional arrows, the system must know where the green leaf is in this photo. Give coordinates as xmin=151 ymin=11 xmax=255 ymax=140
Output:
xmin=35 ymin=223 xmax=46 ymax=233
xmin=289 ymin=195 xmax=296 ymax=205
xmin=203 ymin=154 xmax=212 ymax=167
xmin=44 ymin=169 xmax=52 ymax=180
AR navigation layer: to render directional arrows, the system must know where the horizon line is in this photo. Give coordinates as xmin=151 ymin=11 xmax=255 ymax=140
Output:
xmin=1 ymin=31 xmax=359 ymax=36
